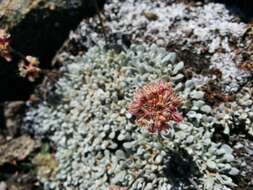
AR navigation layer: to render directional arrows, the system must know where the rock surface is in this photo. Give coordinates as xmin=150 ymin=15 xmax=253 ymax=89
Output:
xmin=3 ymin=101 xmax=25 ymax=138
xmin=0 ymin=135 xmax=40 ymax=166
xmin=0 ymin=0 xmax=105 ymax=102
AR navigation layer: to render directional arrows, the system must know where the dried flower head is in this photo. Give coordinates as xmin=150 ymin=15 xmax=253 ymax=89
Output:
xmin=0 ymin=29 xmax=12 ymax=62
xmin=19 ymin=55 xmax=41 ymax=82
xmin=128 ymin=81 xmax=183 ymax=133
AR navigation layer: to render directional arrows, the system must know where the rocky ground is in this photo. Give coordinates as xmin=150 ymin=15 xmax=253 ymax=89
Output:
xmin=0 ymin=0 xmax=253 ymax=190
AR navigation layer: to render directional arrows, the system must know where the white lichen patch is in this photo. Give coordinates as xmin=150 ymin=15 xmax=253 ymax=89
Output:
xmin=24 ymin=44 xmax=238 ymax=190
xmin=78 ymin=0 xmax=250 ymax=92
xmin=213 ymin=83 xmax=253 ymax=136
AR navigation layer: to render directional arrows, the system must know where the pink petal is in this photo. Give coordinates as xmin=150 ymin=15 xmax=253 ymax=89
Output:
xmin=171 ymin=112 xmax=183 ymax=123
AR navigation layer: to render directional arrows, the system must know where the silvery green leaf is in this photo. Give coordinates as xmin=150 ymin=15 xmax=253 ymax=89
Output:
xmin=229 ymin=168 xmax=239 ymax=176
xmin=207 ymin=160 xmax=217 ymax=170
xmin=204 ymin=176 xmax=214 ymax=190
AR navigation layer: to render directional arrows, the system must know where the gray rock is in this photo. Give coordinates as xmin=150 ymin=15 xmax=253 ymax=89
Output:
xmin=4 ymin=101 xmax=25 ymax=137
xmin=0 ymin=135 xmax=40 ymax=166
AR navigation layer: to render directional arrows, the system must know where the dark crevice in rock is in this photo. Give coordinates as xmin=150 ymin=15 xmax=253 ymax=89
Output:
xmin=213 ymin=0 xmax=253 ymax=22
xmin=0 ymin=0 xmax=106 ymax=102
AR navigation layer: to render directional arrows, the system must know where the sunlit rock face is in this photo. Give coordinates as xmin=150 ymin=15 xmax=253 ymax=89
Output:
xmin=0 ymin=0 xmax=105 ymax=101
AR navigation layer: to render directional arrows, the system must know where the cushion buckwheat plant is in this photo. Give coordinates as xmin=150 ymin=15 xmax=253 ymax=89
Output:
xmin=23 ymin=43 xmax=238 ymax=190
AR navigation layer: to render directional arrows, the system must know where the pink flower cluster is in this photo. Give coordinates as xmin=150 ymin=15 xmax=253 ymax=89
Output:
xmin=128 ymin=81 xmax=183 ymax=133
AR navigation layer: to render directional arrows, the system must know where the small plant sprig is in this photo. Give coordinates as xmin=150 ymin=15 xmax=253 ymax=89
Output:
xmin=19 ymin=55 xmax=41 ymax=82
xmin=0 ymin=29 xmax=12 ymax=62
xmin=128 ymin=80 xmax=183 ymax=133
xmin=0 ymin=29 xmax=41 ymax=82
